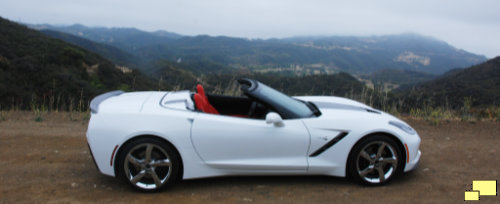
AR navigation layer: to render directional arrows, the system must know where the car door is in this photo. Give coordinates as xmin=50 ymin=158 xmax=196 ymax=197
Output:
xmin=191 ymin=113 xmax=310 ymax=171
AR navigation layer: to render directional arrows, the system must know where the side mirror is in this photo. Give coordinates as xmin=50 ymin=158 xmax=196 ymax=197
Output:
xmin=265 ymin=112 xmax=284 ymax=127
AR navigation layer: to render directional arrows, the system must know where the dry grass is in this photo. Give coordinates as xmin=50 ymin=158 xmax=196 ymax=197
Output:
xmin=2 ymin=86 xmax=499 ymax=125
xmin=0 ymin=110 xmax=90 ymax=123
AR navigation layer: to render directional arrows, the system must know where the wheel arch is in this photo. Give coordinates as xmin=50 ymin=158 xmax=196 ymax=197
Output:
xmin=113 ymin=134 xmax=184 ymax=179
xmin=346 ymin=131 xmax=407 ymax=177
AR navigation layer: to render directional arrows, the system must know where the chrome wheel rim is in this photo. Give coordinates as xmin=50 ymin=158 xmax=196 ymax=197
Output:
xmin=124 ymin=143 xmax=172 ymax=189
xmin=356 ymin=141 xmax=398 ymax=183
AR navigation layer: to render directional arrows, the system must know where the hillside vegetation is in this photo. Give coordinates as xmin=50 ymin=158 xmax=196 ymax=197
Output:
xmin=40 ymin=29 xmax=140 ymax=68
xmin=1 ymin=17 xmax=368 ymax=110
xmin=0 ymin=17 xmax=156 ymax=110
xmin=151 ymin=60 xmax=368 ymax=97
xmin=397 ymin=57 xmax=500 ymax=109
xmin=368 ymin=68 xmax=436 ymax=86
xmin=2 ymin=17 xmax=498 ymax=121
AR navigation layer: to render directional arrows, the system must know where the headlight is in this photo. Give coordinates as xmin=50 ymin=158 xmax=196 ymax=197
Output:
xmin=389 ymin=121 xmax=416 ymax=135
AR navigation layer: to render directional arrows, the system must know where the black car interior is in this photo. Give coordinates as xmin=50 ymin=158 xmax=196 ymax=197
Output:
xmin=206 ymin=94 xmax=270 ymax=118
xmin=192 ymin=83 xmax=271 ymax=119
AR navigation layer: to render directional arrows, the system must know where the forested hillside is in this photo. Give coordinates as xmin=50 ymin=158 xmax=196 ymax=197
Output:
xmin=397 ymin=56 xmax=500 ymax=109
xmin=0 ymin=17 xmax=156 ymax=110
xmin=149 ymin=60 xmax=367 ymax=97
xmin=3 ymin=17 xmax=497 ymax=113
xmin=369 ymin=68 xmax=436 ymax=85
xmin=40 ymin=29 xmax=140 ymax=68
xmin=1 ymin=17 xmax=369 ymax=110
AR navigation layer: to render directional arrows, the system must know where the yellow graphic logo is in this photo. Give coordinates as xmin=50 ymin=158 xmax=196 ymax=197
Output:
xmin=465 ymin=180 xmax=497 ymax=201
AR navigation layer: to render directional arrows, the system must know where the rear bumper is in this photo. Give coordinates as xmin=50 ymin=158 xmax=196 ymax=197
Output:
xmin=87 ymin=143 xmax=100 ymax=172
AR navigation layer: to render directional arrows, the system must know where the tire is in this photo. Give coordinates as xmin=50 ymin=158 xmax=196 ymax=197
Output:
xmin=117 ymin=137 xmax=181 ymax=192
xmin=347 ymin=135 xmax=403 ymax=186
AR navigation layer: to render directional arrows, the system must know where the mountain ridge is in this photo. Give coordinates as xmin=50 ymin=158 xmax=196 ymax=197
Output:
xmin=30 ymin=24 xmax=487 ymax=75
xmin=40 ymin=29 xmax=140 ymax=68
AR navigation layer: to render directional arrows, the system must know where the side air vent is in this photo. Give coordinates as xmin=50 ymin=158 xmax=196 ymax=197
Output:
xmin=309 ymin=132 xmax=349 ymax=157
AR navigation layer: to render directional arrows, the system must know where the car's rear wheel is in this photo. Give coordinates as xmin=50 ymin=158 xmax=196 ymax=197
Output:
xmin=347 ymin=135 xmax=403 ymax=186
xmin=117 ymin=138 xmax=181 ymax=192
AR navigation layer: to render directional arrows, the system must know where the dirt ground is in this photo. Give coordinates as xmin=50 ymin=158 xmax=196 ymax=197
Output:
xmin=0 ymin=111 xmax=499 ymax=203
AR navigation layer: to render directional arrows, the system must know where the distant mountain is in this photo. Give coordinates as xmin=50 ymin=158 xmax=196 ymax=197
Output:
xmin=134 ymin=33 xmax=487 ymax=75
xmin=0 ymin=17 xmax=156 ymax=110
xmin=29 ymin=24 xmax=182 ymax=53
xmin=152 ymin=30 xmax=184 ymax=39
xmin=282 ymin=34 xmax=487 ymax=74
xmin=397 ymin=56 xmax=500 ymax=108
xmin=40 ymin=29 xmax=141 ymax=68
xmin=32 ymin=24 xmax=487 ymax=75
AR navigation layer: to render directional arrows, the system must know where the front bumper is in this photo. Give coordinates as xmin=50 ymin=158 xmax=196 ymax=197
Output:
xmin=404 ymin=150 xmax=421 ymax=172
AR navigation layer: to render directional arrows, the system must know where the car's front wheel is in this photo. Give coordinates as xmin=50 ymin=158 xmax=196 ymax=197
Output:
xmin=347 ymin=135 xmax=403 ymax=186
xmin=117 ymin=138 xmax=181 ymax=192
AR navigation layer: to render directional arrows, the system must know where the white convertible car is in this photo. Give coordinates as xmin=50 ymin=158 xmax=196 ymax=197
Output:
xmin=87 ymin=78 xmax=421 ymax=192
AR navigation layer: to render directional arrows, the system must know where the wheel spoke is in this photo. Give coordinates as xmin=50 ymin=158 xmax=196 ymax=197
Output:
xmin=153 ymin=159 xmax=171 ymax=167
xmin=360 ymin=150 xmax=372 ymax=162
xmin=376 ymin=142 xmax=387 ymax=159
xmin=130 ymin=170 xmax=146 ymax=184
xmin=150 ymin=171 xmax=162 ymax=188
xmin=127 ymin=154 xmax=142 ymax=167
xmin=359 ymin=167 xmax=374 ymax=177
xmin=381 ymin=157 xmax=397 ymax=168
xmin=376 ymin=167 xmax=385 ymax=183
xmin=145 ymin=144 xmax=153 ymax=162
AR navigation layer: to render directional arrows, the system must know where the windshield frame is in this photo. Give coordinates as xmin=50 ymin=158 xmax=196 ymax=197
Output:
xmin=239 ymin=79 xmax=318 ymax=119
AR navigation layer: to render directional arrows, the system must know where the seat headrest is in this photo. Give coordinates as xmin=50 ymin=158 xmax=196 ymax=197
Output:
xmin=196 ymin=84 xmax=206 ymax=96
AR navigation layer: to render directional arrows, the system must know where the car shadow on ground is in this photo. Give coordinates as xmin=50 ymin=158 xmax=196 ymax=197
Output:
xmin=177 ymin=175 xmax=352 ymax=189
xmin=96 ymin=174 xmax=355 ymax=192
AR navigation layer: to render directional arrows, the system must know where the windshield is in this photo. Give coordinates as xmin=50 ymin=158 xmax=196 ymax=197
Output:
xmin=255 ymin=82 xmax=314 ymax=119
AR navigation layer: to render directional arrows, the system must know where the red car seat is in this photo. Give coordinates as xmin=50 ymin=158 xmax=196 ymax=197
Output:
xmin=194 ymin=84 xmax=219 ymax=114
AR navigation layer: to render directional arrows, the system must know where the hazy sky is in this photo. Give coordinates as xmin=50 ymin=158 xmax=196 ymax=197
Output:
xmin=2 ymin=0 xmax=499 ymax=58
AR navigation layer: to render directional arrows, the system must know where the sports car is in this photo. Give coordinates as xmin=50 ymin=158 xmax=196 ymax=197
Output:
xmin=86 ymin=78 xmax=421 ymax=192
